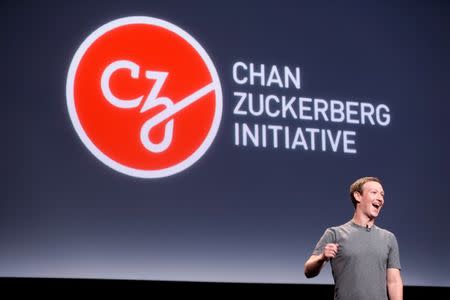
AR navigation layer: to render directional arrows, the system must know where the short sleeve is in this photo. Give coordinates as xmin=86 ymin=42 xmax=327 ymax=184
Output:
xmin=387 ymin=234 xmax=401 ymax=270
xmin=312 ymin=228 xmax=336 ymax=256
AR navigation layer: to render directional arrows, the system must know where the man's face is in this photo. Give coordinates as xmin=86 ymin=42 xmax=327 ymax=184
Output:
xmin=355 ymin=181 xmax=385 ymax=219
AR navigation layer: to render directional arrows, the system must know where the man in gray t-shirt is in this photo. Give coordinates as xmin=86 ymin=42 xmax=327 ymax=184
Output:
xmin=304 ymin=177 xmax=403 ymax=300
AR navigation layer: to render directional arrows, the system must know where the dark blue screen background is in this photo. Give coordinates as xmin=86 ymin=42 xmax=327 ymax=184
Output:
xmin=2 ymin=0 xmax=449 ymax=286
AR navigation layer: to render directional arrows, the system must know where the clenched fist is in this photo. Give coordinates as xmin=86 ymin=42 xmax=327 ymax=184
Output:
xmin=322 ymin=243 xmax=339 ymax=261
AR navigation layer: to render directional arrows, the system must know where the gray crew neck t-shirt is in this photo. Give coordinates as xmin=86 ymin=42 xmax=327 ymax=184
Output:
xmin=312 ymin=220 xmax=401 ymax=300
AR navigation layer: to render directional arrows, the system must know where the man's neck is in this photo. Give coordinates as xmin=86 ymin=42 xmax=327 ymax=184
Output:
xmin=352 ymin=214 xmax=375 ymax=228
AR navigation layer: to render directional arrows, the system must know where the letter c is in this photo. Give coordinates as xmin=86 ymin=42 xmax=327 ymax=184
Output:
xmin=101 ymin=60 xmax=144 ymax=108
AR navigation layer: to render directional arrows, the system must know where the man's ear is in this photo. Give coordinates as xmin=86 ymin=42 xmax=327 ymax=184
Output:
xmin=353 ymin=191 xmax=362 ymax=203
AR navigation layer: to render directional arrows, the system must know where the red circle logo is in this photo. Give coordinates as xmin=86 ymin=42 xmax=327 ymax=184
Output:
xmin=66 ymin=17 xmax=222 ymax=178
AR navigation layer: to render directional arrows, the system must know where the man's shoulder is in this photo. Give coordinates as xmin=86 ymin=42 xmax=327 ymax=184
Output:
xmin=375 ymin=225 xmax=397 ymax=239
xmin=331 ymin=220 xmax=353 ymax=230
xmin=325 ymin=220 xmax=352 ymax=234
